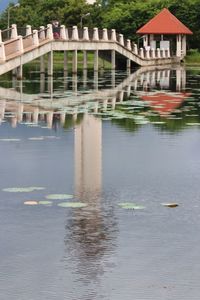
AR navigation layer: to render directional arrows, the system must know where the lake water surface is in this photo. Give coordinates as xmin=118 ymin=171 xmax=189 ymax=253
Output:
xmin=0 ymin=65 xmax=200 ymax=299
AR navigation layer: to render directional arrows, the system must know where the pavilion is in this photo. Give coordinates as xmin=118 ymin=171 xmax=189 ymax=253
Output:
xmin=137 ymin=8 xmax=193 ymax=58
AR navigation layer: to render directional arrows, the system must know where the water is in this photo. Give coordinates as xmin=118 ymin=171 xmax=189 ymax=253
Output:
xmin=0 ymin=66 xmax=200 ymax=299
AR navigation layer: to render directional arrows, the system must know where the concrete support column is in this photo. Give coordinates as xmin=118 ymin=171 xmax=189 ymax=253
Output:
xmin=94 ymin=71 xmax=98 ymax=91
xmin=176 ymin=34 xmax=182 ymax=57
xmin=119 ymin=34 xmax=124 ymax=46
xmin=48 ymin=50 xmax=53 ymax=76
xmin=127 ymin=58 xmax=131 ymax=70
xmin=72 ymin=26 xmax=79 ymax=40
xmin=182 ymin=35 xmax=186 ymax=56
xmin=93 ymin=28 xmax=99 ymax=41
xmin=33 ymin=30 xmax=39 ymax=46
xmin=16 ymin=64 xmax=23 ymax=80
xmin=83 ymin=27 xmax=89 ymax=40
xmin=40 ymin=55 xmax=45 ymax=74
xmin=111 ymin=50 xmax=115 ymax=70
xmin=111 ymin=29 xmax=117 ymax=41
xmin=40 ymin=73 xmax=45 ymax=93
xmin=83 ymin=69 xmax=87 ymax=88
xmin=72 ymin=50 xmax=78 ymax=74
xmin=102 ymin=28 xmax=108 ymax=40
xmin=11 ymin=24 xmax=18 ymax=39
xmin=64 ymin=51 xmax=68 ymax=72
xmin=47 ymin=24 xmax=53 ymax=40
xmin=139 ymin=48 xmax=144 ymax=58
xmin=60 ymin=25 xmax=66 ymax=39
xmin=0 ymin=43 xmax=6 ymax=61
xmin=83 ymin=50 xmax=87 ymax=69
xmin=94 ymin=50 xmax=99 ymax=72
xmin=133 ymin=44 xmax=138 ymax=55
xmin=26 ymin=25 xmax=32 ymax=36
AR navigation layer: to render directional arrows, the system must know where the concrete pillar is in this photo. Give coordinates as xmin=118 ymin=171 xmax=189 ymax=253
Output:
xmin=11 ymin=24 xmax=18 ymax=39
xmin=39 ymin=26 xmax=45 ymax=40
xmin=26 ymin=25 xmax=32 ymax=36
xmin=0 ymin=43 xmax=6 ymax=61
xmin=176 ymin=34 xmax=182 ymax=57
xmin=0 ymin=30 xmax=2 ymax=43
xmin=47 ymin=112 xmax=53 ymax=128
xmin=83 ymin=50 xmax=87 ymax=69
xmin=133 ymin=44 xmax=138 ymax=55
xmin=102 ymin=28 xmax=108 ymax=40
xmin=40 ymin=55 xmax=45 ymax=74
xmin=145 ymin=49 xmax=150 ymax=59
xmin=83 ymin=27 xmax=89 ymax=40
xmin=40 ymin=73 xmax=45 ymax=93
xmin=127 ymin=58 xmax=131 ymax=70
xmin=94 ymin=50 xmax=99 ymax=72
xmin=161 ymin=48 xmax=165 ymax=58
xmin=47 ymin=76 xmax=53 ymax=96
xmin=17 ymin=36 xmax=24 ymax=53
xmin=48 ymin=50 xmax=53 ymax=76
xmin=111 ymin=50 xmax=115 ymax=70
xmin=119 ymin=34 xmax=124 ymax=46
xmin=65 ymin=28 xmax=69 ymax=40
xmin=139 ymin=48 xmax=144 ymax=58
xmin=182 ymin=35 xmax=187 ymax=56
xmin=33 ymin=30 xmax=39 ymax=46
xmin=94 ymin=71 xmax=98 ymax=91
xmin=64 ymin=51 xmax=68 ymax=72
xmin=60 ymin=25 xmax=66 ymax=39
xmin=93 ymin=28 xmax=99 ymax=41
xmin=83 ymin=69 xmax=87 ymax=88
xmin=111 ymin=29 xmax=117 ymax=41
xmin=16 ymin=64 xmax=23 ymax=80
xmin=33 ymin=108 xmax=39 ymax=124
xmin=126 ymin=39 xmax=131 ymax=50
xmin=111 ymin=70 xmax=115 ymax=88
xmin=72 ymin=50 xmax=78 ymax=74
xmin=72 ymin=74 xmax=78 ymax=94
xmin=47 ymin=24 xmax=53 ymax=40
xmin=72 ymin=26 xmax=79 ymax=40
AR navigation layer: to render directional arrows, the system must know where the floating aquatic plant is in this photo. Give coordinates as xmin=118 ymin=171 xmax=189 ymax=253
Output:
xmin=38 ymin=201 xmax=52 ymax=206
xmin=57 ymin=202 xmax=87 ymax=208
xmin=3 ymin=187 xmax=45 ymax=193
xmin=28 ymin=137 xmax=44 ymax=140
xmin=118 ymin=203 xmax=145 ymax=210
xmin=161 ymin=203 xmax=179 ymax=208
xmin=0 ymin=138 xmax=21 ymax=142
xmin=24 ymin=201 xmax=38 ymax=205
xmin=45 ymin=194 xmax=74 ymax=200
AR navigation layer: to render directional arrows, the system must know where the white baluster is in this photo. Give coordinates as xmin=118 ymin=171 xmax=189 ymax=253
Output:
xmin=60 ymin=25 xmax=66 ymax=39
xmin=93 ymin=28 xmax=99 ymax=41
xmin=102 ymin=28 xmax=108 ymax=40
xmin=83 ymin=27 xmax=89 ymax=40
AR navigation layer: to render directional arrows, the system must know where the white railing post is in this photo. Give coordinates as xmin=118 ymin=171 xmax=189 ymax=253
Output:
xmin=146 ymin=48 xmax=150 ymax=59
xmin=102 ymin=28 xmax=108 ymax=41
xmin=139 ymin=48 xmax=144 ymax=58
xmin=83 ymin=27 xmax=89 ymax=40
xmin=39 ymin=26 xmax=45 ymax=40
xmin=151 ymin=49 xmax=155 ymax=58
xmin=26 ymin=25 xmax=32 ymax=36
xmin=33 ymin=29 xmax=39 ymax=46
xmin=126 ymin=39 xmax=131 ymax=50
xmin=18 ymin=35 xmax=24 ymax=53
xmin=166 ymin=48 xmax=170 ymax=58
xmin=72 ymin=26 xmax=79 ymax=40
xmin=133 ymin=43 xmax=138 ymax=55
xmin=111 ymin=29 xmax=117 ymax=41
xmin=47 ymin=24 xmax=53 ymax=40
xmin=0 ymin=43 xmax=6 ymax=61
xmin=157 ymin=48 xmax=161 ymax=58
xmin=93 ymin=28 xmax=99 ymax=41
xmin=119 ymin=34 xmax=124 ymax=46
xmin=60 ymin=25 xmax=66 ymax=39
xmin=161 ymin=48 xmax=165 ymax=58
xmin=11 ymin=24 xmax=18 ymax=39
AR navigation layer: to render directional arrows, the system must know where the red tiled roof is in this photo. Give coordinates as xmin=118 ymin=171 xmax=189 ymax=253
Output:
xmin=141 ymin=92 xmax=190 ymax=115
xmin=137 ymin=8 xmax=193 ymax=35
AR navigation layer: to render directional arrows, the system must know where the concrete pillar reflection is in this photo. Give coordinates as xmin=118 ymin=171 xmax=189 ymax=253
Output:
xmin=48 ymin=50 xmax=53 ymax=76
xmin=75 ymin=114 xmax=102 ymax=197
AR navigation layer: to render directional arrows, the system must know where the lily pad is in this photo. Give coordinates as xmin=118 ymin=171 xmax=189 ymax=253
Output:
xmin=161 ymin=203 xmax=179 ymax=208
xmin=38 ymin=201 xmax=52 ymax=206
xmin=57 ymin=202 xmax=87 ymax=208
xmin=24 ymin=201 xmax=38 ymax=205
xmin=46 ymin=194 xmax=74 ymax=200
xmin=118 ymin=203 xmax=145 ymax=210
xmin=0 ymin=138 xmax=21 ymax=142
xmin=28 ymin=137 xmax=44 ymax=140
xmin=3 ymin=187 xmax=45 ymax=193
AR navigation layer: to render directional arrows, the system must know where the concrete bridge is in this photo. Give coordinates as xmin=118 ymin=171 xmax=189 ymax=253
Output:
xmin=0 ymin=24 xmax=180 ymax=77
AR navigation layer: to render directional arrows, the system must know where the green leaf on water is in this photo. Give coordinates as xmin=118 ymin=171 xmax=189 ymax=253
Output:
xmin=46 ymin=194 xmax=74 ymax=200
xmin=57 ymin=202 xmax=87 ymax=208
xmin=38 ymin=201 xmax=52 ymax=206
xmin=118 ymin=203 xmax=145 ymax=210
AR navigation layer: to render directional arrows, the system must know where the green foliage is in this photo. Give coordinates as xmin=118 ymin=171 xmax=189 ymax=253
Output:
xmin=0 ymin=0 xmax=200 ymax=49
